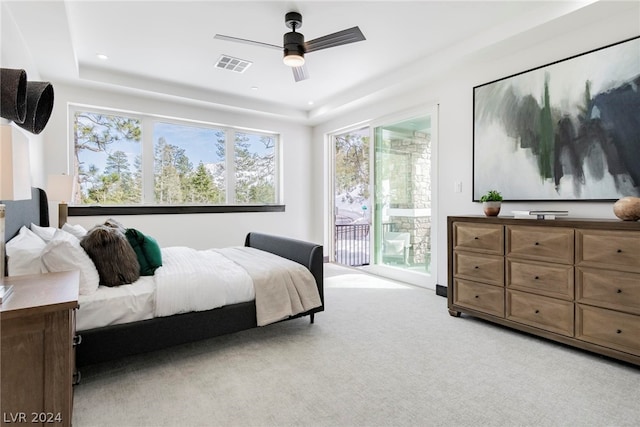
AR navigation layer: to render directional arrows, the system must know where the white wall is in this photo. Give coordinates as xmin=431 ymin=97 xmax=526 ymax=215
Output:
xmin=313 ymin=3 xmax=640 ymax=288
xmin=0 ymin=2 xmax=45 ymax=187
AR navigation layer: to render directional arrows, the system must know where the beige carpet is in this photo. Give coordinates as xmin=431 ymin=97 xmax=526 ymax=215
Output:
xmin=72 ymin=264 xmax=639 ymax=426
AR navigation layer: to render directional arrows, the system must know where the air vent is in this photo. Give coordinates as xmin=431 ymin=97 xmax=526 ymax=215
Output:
xmin=215 ymin=55 xmax=252 ymax=73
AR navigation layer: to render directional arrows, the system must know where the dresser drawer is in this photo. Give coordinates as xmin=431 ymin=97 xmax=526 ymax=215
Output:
xmin=576 ymin=304 xmax=640 ymax=356
xmin=453 ymin=279 xmax=504 ymax=318
xmin=576 ymin=230 xmax=640 ymax=273
xmin=454 ymin=251 xmax=504 ymax=286
xmin=507 ymin=259 xmax=573 ymax=300
xmin=507 ymin=226 xmax=574 ymax=264
xmin=576 ymin=267 xmax=640 ymax=315
xmin=506 ymin=290 xmax=574 ymax=337
xmin=453 ymin=222 xmax=503 ymax=255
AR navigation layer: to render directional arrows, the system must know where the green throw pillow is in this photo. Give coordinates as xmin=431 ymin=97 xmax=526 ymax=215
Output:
xmin=125 ymin=228 xmax=163 ymax=276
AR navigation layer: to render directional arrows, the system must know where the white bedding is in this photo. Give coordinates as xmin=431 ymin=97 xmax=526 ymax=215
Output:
xmin=77 ymin=245 xmax=319 ymax=331
xmin=77 ymin=276 xmax=155 ymax=331
xmin=154 ymin=246 xmax=255 ymax=317
xmin=77 ymin=247 xmax=256 ymax=331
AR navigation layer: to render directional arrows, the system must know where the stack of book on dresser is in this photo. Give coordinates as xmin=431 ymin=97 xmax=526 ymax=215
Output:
xmin=511 ymin=210 xmax=569 ymax=220
xmin=0 ymin=284 xmax=14 ymax=304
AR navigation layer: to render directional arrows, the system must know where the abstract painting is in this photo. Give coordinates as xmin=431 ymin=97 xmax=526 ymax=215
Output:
xmin=473 ymin=36 xmax=640 ymax=201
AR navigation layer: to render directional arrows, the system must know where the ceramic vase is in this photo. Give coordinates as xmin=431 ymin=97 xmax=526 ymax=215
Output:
xmin=613 ymin=196 xmax=640 ymax=221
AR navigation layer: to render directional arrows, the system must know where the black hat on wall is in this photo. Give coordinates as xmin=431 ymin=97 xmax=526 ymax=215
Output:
xmin=0 ymin=68 xmax=54 ymax=135
xmin=0 ymin=68 xmax=27 ymax=124
xmin=15 ymin=81 xmax=55 ymax=135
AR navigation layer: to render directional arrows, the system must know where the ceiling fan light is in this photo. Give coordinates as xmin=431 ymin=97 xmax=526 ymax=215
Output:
xmin=283 ymin=53 xmax=305 ymax=67
xmin=283 ymin=30 xmax=305 ymax=67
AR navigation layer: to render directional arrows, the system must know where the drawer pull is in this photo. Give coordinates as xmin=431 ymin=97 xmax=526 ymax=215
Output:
xmin=534 ymin=242 xmax=539 ymax=246
xmin=617 ymin=289 xmax=622 ymax=294
xmin=73 ymin=334 xmax=83 ymax=346
xmin=617 ymin=329 xmax=622 ymax=334
xmin=617 ymin=249 xmax=622 ymax=253
xmin=474 ymin=266 xmax=479 ymax=269
xmin=73 ymin=370 xmax=82 ymax=386
xmin=535 ymin=309 xmax=540 ymax=314
xmin=475 ymin=295 xmax=479 ymax=299
xmin=534 ymin=276 xmax=539 ymax=280
xmin=474 ymin=237 xmax=479 ymax=240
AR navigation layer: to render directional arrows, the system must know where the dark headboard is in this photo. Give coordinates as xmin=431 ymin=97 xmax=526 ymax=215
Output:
xmin=2 ymin=187 xmax=49 ymax=243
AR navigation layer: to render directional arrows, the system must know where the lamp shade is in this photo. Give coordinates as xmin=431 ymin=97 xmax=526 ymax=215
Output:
xmin=283 ymin=54 xmax=305 ymax=67
xmin=0 ymin=124 xmax=32 ymax=200
xmin=47 ymin=174 xmax=74 ymax=202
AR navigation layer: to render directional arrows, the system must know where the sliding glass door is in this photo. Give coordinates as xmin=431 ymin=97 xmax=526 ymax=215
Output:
xmin=372 ymin=113 xmax=436 ymax=286
xmin=332 ymin=127 xmax=371 ymax=266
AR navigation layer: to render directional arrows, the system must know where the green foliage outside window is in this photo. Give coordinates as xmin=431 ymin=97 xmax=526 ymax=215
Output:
xmin=73 ymin=110 xmax=279 ymax=206
xmin=74 ymin=111 xmax=142 ymax=204
xmin=335 ymin=131 xmax=370 ymax=203
xmin=235 ymin=133 xmax=276 ymax=204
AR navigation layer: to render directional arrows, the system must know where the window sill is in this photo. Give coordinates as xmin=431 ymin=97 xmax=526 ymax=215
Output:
xmin=68 ymin=205 xmax=285 ymax=216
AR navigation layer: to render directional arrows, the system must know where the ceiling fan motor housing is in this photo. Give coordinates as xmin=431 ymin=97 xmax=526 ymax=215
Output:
xmin=284 ymin=31 xmax=305 ymax=57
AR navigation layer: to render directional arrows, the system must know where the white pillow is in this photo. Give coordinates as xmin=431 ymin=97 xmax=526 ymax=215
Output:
xmin=30 ymin=223 xmax=57 ymax=242
xmin=6 ymin=226 xmax=46 ymax=275
xmin=62 ymin=223 xmax=88 ymax=239
xmin=41 ymin=229 xmax=100 ymax=295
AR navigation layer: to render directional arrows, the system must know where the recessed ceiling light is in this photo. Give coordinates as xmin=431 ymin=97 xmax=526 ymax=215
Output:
xmin=250 ymin=86 xmax=259 ymax=91
xmin=96 ymin=53 xmax=108 ymax=61
xmin=308 ymin=101 xmax=314 ymax=106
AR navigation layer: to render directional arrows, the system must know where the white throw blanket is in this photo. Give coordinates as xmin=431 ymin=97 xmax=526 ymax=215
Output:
xmin=215 ymin=247 xmax=322 ymax=326
xmin=154 ymin=246 xmax=321 ymax=326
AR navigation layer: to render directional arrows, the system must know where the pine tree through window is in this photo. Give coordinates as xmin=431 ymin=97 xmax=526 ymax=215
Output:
xmin=71 ymin=108 xmax=280 ymax=206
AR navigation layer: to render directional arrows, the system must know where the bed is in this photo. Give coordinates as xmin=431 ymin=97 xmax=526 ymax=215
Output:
xmin=3 ymin=188 xmax=324 ymax=367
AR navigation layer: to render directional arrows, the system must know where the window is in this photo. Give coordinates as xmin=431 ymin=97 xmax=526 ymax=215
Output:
xmin=70 ymin=107 xmax=281 ymax=208
xmin=73 ymin=111 xmax=142 ymax=204
xmin=153 ymin=122 xmax=226 ymax=204
xmin=234 ymin=132 xmax=277 ymax=204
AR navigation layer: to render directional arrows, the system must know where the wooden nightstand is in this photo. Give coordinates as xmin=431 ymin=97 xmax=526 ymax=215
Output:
xmin=1 ymin=271 xmax=80 ymax=426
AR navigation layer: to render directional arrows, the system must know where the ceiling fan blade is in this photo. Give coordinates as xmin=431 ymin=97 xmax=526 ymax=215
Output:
xmin=214 ymin=34 xmax=281 ymax=50
xmin=305 ymin=27 xmax=365 ymax=53
xmin=292 ymin=64 xmax=309 ymax=82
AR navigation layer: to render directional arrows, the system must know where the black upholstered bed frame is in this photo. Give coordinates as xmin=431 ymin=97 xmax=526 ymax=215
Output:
xmin=2 ymin=188 xmax=324 ymax=367
xmin=3 ymin=187 xmax=50 ymax=242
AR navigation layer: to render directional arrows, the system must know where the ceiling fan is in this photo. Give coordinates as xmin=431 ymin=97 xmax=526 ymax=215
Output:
xmin=214 ymin=11 xmax=365 ymax=82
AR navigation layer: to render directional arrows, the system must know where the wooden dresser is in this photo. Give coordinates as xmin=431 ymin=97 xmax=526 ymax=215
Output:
xmin=1 ymin=271 xmax=80 ymax=426
xmin=447 ymin=216 xmax=640 ymax=366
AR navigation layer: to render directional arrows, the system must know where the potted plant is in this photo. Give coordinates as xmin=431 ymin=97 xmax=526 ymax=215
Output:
xmin=480 ymin=190 xmax=502 ymax=216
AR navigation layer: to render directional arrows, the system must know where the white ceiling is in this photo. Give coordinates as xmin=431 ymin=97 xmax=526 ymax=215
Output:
xmin=2 ymin=0 xmax=630 ymax=124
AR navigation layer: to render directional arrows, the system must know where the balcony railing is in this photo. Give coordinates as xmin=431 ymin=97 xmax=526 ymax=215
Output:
xmin=335 ymin=223 xmax=370 ymax=266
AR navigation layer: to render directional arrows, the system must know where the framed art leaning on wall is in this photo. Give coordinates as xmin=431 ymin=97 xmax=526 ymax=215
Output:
xmin=473 ymin=36 xmax=640 ymax=201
